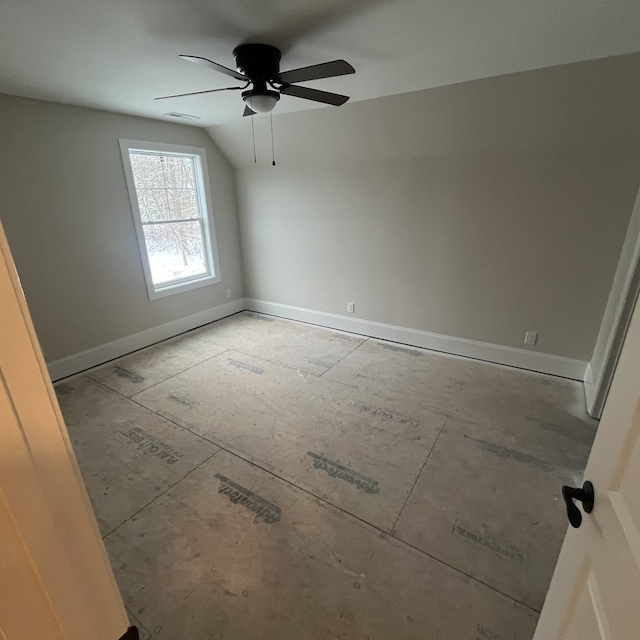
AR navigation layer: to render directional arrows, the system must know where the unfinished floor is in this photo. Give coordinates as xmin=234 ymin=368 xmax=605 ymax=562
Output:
xmin=56 ymin=311 xmax=598 ymax=640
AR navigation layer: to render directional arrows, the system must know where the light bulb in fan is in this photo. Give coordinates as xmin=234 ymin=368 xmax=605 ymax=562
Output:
xmin=243 ymin=90 xmax=280 ymax=113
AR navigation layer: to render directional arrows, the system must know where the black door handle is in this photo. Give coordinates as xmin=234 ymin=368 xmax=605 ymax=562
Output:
xmin=562 ymin=481 xmax=594 ymax=528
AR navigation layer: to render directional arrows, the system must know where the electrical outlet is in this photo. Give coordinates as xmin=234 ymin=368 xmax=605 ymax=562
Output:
xmin=524 ymin=331 xmax=538 ymax=346
xmin=347 ymin=302 xmax=355 ymax=314
xmin=226 ymin=288 xmax=232 ymax=299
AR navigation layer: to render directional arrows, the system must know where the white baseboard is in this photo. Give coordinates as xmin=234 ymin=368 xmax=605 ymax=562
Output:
xmin=48 ymin=297 xmax=589 ymax=382
xmin=583 ymin=362 xmax=596 ymax=415
xmin=47 ymin=299 xmax=244 ymax=381
xmin=245 ymin=299 xmax=588 ymax=380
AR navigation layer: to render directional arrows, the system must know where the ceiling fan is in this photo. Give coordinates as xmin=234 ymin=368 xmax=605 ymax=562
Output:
xmin=155 ymin=43 xmax=355 ymax=116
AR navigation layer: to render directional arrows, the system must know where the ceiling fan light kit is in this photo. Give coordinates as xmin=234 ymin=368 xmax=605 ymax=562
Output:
xmin=242 ymin=90 xmax=279 ymax=113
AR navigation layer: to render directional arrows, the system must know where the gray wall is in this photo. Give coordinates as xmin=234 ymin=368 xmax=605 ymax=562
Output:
xmin=210 ymin=54 xmax=640 ymax=362
xmin=0 ymin=94 xmax=243 ymax=362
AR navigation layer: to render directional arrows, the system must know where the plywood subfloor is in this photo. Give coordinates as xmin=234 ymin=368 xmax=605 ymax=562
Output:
xmin=56 ymin=312 xmax=597 ymax=639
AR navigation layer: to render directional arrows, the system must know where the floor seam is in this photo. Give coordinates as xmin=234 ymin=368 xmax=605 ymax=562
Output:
xmin=69 ymin=313 xmax=565 ymax=624
xmin=89 ymin=342 xmax=365 ymax=392
xmin=79 ymin=311 xmax=381 ymax=395
xmin=319 ymin=337 xmax=370 ymax=377
xmin=89 ymin=363 xmax=590 ymax=455
xmin=86 ymin=350 xmax=230 ymax=400
xmin=390 ymin=416 xmax=448 ymax=535
xmin=451 ymin=413 xmax=597 ymax=450
xmin=132 ymin=408 xmax=540 ymax=616
xmin=217 ymin=342 xmax=370 ymax=379
xmin=101 ymin=448 xmax=221 ymax=540
xmin=89 ymin=378 xmax=217 ymax=449
xmin=225 ymin=348 xmax=327 ymax=377
xmin=112 ymin=348 xmax=231 ymax=399
xmin=128 ymin=400 xmax=246 ymax=456
xmin=122 ymin=359 xmax=587 ymax=455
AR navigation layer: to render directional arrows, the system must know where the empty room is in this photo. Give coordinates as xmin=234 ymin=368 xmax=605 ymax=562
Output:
xmin=2 ymin=2 xmax=640 ymax=639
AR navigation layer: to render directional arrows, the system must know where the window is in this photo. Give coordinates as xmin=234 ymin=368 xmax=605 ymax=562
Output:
xmin=119 ymin=140 xmax=220 ymax=299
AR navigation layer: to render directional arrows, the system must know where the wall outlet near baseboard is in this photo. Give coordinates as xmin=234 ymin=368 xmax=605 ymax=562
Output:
xmin=226 ymin=288 xmax=232 ymax=298
xmin=347 ymin=302 xmax=355 ymax=314
xmin=524 ymin=331 xmax=538 ymax=346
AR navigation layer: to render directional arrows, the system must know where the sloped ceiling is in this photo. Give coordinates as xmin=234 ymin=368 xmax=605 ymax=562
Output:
xmin=1 ymin=0 xmax=640 ymax=127
xmin=209 ymin=53 xmax=640 ymax=168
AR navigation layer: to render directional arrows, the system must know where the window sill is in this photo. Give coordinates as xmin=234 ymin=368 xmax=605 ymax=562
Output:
xmin=148 ymin=273 xmax=221 ymax=300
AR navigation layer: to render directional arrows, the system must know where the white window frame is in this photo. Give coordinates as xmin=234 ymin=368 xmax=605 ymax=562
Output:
xmin=119 ymin=139 xmax=221 ymax=300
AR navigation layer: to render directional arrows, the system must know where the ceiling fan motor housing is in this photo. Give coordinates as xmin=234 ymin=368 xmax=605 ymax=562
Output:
xmin=235 ymin=44 xmax=282 ymax=113
xmin=233 ymin=44 xmax=282 ymax=82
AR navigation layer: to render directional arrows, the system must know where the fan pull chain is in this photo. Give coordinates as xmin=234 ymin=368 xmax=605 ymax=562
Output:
xmin=251 ymin=114 xmax=257 ymax=164
xmin=270 ymin=111 xmax=276 ymax=166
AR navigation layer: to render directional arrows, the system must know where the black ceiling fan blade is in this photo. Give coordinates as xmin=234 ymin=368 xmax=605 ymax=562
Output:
xmin=179 ymin=55 xmax=247 ymax=81
xmin=243 ymin=105 xmax=256 ymax=117
xmin=277 ymin=59 xmax=354 ymax=84
xmin=280 ymin=84 xmax=350 ymax=106
xmin=155 ymin=86 xmax=244 ymax=100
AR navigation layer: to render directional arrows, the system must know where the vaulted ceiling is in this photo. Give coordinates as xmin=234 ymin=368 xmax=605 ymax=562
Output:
xmin=1 ymin=0 xmax=640 ymax=127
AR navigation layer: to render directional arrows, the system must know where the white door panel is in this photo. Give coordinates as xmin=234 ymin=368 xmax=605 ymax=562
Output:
xmin=0 ymin=221 xmax=129 ymax=639
xmin=535 ymin=296 xmax=640 ymax=640
xmin=560 ymin=571 xmax=605 ymax=640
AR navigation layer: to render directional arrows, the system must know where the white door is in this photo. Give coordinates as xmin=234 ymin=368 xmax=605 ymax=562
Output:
xmin=0 ymin=221 xmax=131 ymax=639
xmin=534 ymin=296 xmax=640 ymax=638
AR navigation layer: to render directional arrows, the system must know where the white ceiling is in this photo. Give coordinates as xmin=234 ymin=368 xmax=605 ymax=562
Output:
xmin=1 ymin=0 xmax=640 ymax=127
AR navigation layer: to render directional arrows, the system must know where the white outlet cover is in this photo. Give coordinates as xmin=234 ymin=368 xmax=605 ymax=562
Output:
xmin=525 ymin=331 xmax=538 ymax=346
